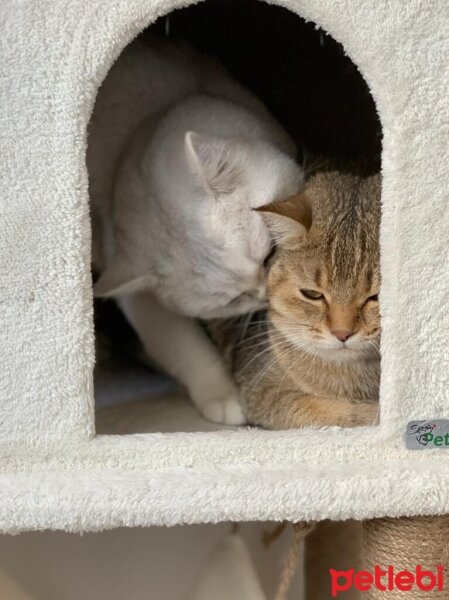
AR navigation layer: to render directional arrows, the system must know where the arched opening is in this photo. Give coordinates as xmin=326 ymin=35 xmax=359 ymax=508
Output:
xmin=90 ymin=0 xmax=382 ymax=435
xmin=150 ymin=0 xmax=381 ymax=165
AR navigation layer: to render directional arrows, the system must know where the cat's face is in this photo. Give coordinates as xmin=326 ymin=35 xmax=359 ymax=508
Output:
xmin=197 ymin=208 xmax=270 ymax=319
xmin=262 ymin=173 xmax=381 ymax=361
xmin=181 ymin=132 xmax=304 ymax=319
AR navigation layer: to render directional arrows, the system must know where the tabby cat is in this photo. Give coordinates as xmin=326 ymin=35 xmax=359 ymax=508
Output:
xmin=216 ymin=172 xmax=381 ymax=428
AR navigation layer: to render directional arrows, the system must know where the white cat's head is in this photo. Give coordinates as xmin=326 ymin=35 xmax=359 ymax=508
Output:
xmin=179 ymin=131 xmax=303 ymax=318
xmin=94 ymin=131 xmax=303 ymax=320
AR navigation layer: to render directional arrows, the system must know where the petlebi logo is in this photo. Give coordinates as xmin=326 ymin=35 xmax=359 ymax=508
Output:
xmin=405 ymin=420 xmax=449 ymax=449
xmin=329 ymin=565 xmax=445 ymax=596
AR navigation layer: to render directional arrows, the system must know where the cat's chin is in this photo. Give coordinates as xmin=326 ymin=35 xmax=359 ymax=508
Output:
xmin=316 ymin=345 xmax=377 ymax=363
xmin=299 ymin=346 xmax=366 ymax=363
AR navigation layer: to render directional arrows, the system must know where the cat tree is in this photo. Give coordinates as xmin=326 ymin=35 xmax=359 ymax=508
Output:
xmin=2 ymin=0 xmax=449 ymax=596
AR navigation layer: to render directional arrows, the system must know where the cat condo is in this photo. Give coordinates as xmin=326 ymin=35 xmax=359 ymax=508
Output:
xmin=2 ymin=0 xmax=449 ymax=593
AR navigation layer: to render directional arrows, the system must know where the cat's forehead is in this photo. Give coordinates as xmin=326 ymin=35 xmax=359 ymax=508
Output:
xmin=306 ymin=234 xmax=380 ymax=301
xmin=307 ymin=171 xmax=381 ymax=219
xmin=289 ymin=217 xmax=378 ymax=300
xmin=318 ymin=262 xmax=379 ymax=303
xmin=304 ymin=173 xmax=380 ymax=296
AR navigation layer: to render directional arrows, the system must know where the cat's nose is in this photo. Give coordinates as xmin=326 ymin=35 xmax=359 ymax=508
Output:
xmin=331 ymin=329 xmax=353 ymax=342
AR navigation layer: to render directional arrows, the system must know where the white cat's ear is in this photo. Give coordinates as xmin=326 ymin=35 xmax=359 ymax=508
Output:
xmin=185 ymin=131 xmax=240 ymax=198
xmin=93 ymin=264 xmax=151 ymax=298
xmin=257 ymin=193 xmax=312 ymax=246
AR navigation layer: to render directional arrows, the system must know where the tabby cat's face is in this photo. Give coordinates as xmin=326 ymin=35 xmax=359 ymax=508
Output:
xmin=268 ymin=249 xmax=380 ymax=360
xmin=262 ymin=172 xmax=381 ymax=361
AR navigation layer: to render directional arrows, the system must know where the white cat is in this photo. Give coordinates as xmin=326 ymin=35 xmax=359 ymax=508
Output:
xmin=88 ymin=37 xmax=303 ymax=424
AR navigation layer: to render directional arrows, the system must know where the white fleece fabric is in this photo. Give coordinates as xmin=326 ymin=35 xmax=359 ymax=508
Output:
xmin=1 ymin=0 xmax=449 ymax=533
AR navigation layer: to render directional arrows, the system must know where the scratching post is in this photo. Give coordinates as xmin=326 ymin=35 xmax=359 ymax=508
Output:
xmin=361 ymin=516 xmax=449 ymax=598
xmin=274 ymin=522 xmax=315 ymax=600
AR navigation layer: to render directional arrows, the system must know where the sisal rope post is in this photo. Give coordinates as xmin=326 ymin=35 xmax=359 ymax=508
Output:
xmin=362 ymin=516 xmax=449 ymax=599
xmin=274 ymin=522 xmax=315 ymax=600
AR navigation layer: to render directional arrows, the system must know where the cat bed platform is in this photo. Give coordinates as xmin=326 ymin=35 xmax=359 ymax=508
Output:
xmin=1 ymin=422 xmax=449 ymax=533
xmin=2 ymin=0 xmax=449 ymax=534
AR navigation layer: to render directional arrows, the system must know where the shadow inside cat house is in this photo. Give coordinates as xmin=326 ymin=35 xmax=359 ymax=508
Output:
xmin=90 ymin=0 xmax=382 ymax=436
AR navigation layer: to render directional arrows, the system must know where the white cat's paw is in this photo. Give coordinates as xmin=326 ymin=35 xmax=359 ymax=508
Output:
xmin=201 ymin=394 xmax=246 ymax=426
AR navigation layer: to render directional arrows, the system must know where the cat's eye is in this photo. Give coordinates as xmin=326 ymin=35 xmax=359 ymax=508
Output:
xmin=300 ymin=289 xmax=324 ymax=300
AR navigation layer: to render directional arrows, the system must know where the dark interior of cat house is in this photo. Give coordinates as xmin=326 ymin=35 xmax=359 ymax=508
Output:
xmin=93 ymin=0 xmax=382 ymax=435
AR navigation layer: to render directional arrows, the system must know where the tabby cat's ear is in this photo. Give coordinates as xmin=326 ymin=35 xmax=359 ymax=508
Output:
xmin=257 ymin=193 xmax=312 ymax=246
xmin=185 ymin=131 xmax=240 ymax=198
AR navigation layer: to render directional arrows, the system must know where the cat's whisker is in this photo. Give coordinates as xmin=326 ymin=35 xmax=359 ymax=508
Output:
xmin=245 ymin=344 xmax=301 ymax=396
xmin=238 ymin=344 xmax=280 ymax=375
xmin=243 ymin=339 xmax=296 ymax=375
xmin=237 ymin=330 xmax=270 ymax=345
xmin=241 ymin=327 xmax=320 ymax=357
xmin=366 ymin=340 xmax=381 ymax=355
xmin=284 ymin=336 xmax=324 ymax=361
xmin=238 ymin=311 xmax=256 ymax=344
xmin=242 ymin=327 xmax=291 ymax=344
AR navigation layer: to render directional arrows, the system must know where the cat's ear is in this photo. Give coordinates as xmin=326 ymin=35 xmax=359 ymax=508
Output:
xmin=93 ymin=263 xmax=151 ymax=298
xmin=185 ymin=131 xmax=240 ymax=198
xmin=257 ymin=193 xmax=312 ymax=246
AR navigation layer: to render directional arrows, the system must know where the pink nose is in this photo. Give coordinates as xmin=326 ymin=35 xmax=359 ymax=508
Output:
xmin=331 ymin=329 xmax=353 ymax=342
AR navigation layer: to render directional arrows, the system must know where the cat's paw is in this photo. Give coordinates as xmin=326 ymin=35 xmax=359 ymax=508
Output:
xmin=200 ymin=394 xmax=246 ymax=425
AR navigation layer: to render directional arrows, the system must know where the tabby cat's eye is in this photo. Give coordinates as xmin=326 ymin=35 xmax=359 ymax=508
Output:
xmin=300 ymin=289 xmax=324 ymax=300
